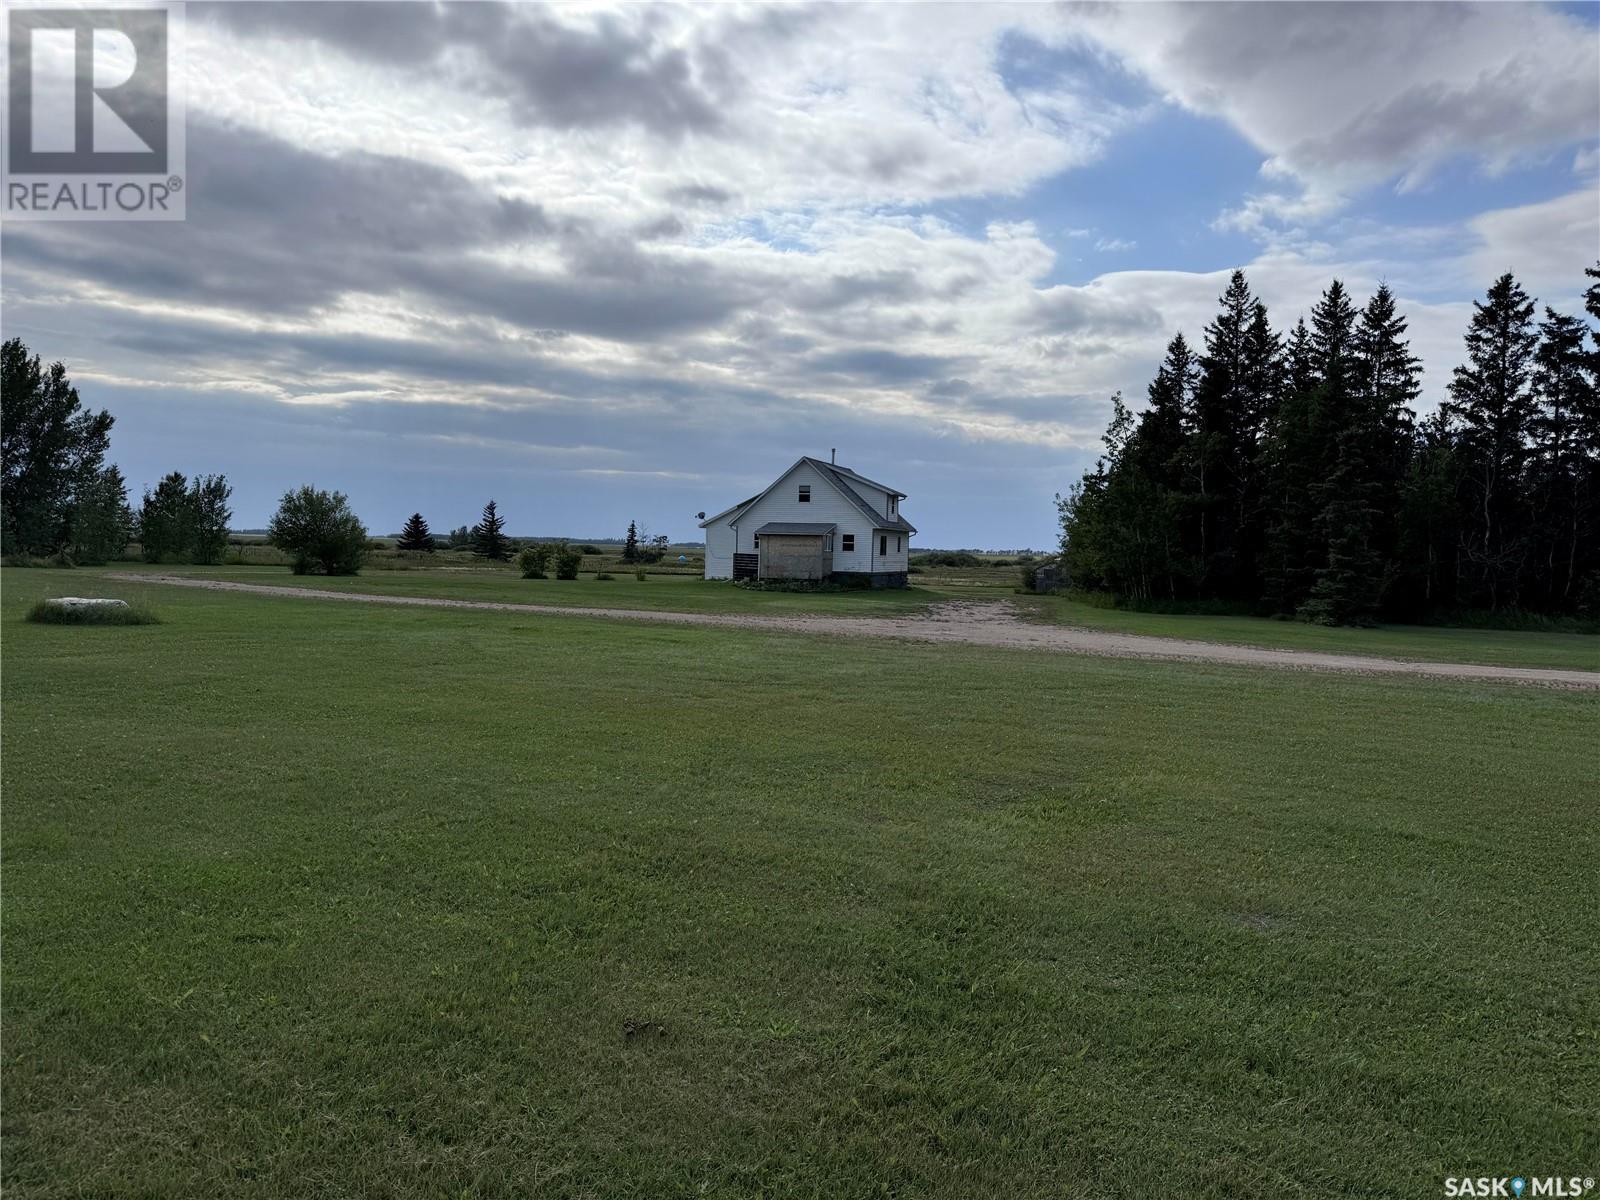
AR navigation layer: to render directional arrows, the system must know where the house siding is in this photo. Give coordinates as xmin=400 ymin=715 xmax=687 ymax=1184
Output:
xmin=732 ymin=462 xmax=882 ymax=574
xmin=703 ymin=518 xmax=736 ymax=578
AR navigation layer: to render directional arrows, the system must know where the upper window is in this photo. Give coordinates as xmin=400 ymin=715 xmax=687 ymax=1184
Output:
xmin=889 ymin=496 xmax=897 ymax=514
xmin=842 ymin=534 xmax=855 ymax=552
xmin=798 ymin=484 xmax=811 ymax=503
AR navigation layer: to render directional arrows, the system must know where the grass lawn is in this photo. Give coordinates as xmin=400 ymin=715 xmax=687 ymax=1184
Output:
xmin=1015 ymin=591 xmax=1599 ymax=672
xmin=3 ymin=567 xmax=1597 ymax=1198
xmin=99 ymin=562 xmax=978 ymax=617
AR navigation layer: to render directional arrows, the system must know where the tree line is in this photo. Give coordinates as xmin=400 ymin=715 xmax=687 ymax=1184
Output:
xmin=2 ymin=339 xmax=234 ymax=566
xmin=1058 ymin=266 xmax=1600 ymax=624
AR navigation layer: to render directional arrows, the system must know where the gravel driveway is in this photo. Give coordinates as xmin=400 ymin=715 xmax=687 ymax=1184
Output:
xmin=116 ymin=574 xmax=1600 ymax=688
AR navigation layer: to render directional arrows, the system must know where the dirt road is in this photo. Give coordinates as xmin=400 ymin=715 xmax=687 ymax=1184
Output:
xmin=116 ymin=574 xmax=1600 ymax=688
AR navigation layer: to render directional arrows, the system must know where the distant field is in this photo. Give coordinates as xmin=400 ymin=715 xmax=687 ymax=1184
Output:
xmin=3 ymin=567 xmax=1596 ymax=1198
xmin=96 ymin=561 xmax=1600 ymax=670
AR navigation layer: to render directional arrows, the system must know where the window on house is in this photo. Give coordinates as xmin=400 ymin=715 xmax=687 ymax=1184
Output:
xmin=889 ymin=496 xmax=897 ymax=514
xmin=897 ymin=536 xmax=902 ymax=552
xmin=753 ymin=535 xmax=760 ymax=549
xmin=825 ymin=533 xmax=834 ymax=551
xmin=842 ymin=534 xmax=855 ymax=552
xmin=798 ymin=484 xmax=810 ymax=503
xmin=879 ymin=535 xmax=887 ymax=556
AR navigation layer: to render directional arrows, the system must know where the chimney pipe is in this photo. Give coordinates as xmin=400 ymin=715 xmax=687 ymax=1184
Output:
xmin=830 ymin=448 xmax=836 ymax=464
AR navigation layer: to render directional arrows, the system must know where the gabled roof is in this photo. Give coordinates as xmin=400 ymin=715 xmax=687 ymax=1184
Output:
xmin=754 ymin=521 xmax=836 ymax=536
xmin=804 ymin=458 xmax=917 ymax=534
xmin=801 ymin=457 xmax=905 ymax=498
xmin=698 ymin=494 xmax=759 ymax=528
xmin=705 ymin=456 xmax=917 ymax=536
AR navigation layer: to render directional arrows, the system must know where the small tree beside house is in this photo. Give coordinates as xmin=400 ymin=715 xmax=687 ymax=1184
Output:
xmin=472 ymin=500 xmax=509 ymax=561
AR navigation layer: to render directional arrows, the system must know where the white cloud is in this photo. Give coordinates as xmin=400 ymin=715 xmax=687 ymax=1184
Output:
xmin=1467 ymin=188 xmax=1600 ymax=302
xmin=1078 ymin=2 xmax=1599 ymax=231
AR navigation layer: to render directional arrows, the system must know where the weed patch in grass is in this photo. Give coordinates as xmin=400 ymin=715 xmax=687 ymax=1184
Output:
xmin=24 ymin=598 xmax=159 ymax=625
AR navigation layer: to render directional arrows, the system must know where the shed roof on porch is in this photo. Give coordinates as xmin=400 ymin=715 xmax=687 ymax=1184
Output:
xmin=753 ymin=522 xmax=837 ymax=536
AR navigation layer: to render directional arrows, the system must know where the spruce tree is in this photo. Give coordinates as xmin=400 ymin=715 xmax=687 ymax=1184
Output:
xmin=1298 ymin=285 xmax=1421 ymax=624
xmin=1261 ymin=319 xmax=1320 ymax=614
xmin=1397 ymin=409 xmax=1462 ymax=613
xmin=398 ymin=512 xmax=435 ymax=552
xmin=1529 ymin=307 xmax=1597 ymax=607
xmin=1446 ymin=273 xmax=1538 ymax=609
xmin=622 ymin=520 xmax=640 ymax=563
xmin=1189 ymin=272 xmax=1283 ymax=600
xmin=1133 ymin=334 xmax=1199 ymax=597
xmin=472 ymin=499 xmax=509 ymax=561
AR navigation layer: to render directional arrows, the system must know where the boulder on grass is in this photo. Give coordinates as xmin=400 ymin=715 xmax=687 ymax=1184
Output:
xmin=47 ymin=597 xmax=130 ymax=610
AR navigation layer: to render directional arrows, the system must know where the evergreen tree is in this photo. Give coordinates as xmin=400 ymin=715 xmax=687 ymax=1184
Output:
xmin=1261 ymin=319 xmax=1320 ymax=613
xmin=1063 ymin=263 xmax=1598 ymax=625
xmin=622 ymin=519 xmax=640 ymax=563
xmin=1189 ymin=271 xmax=1257 ymax=594
xmin=398 ymin=512 xmax=435 ymax=552
xmin=472 ymin=499 xmax=509 ymax=560
xmin=1397 ymin=409 xmax=1462 ymax=614
xmin=1446 ymin=273 xmax=1539 ymax=609
xmin=1132 ymin=335 xmax=1200 ymax=597
xmin=1529 ymin=307 xmax=1598 ymax=608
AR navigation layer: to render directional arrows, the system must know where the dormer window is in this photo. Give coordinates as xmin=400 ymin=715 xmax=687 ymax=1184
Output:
xmin=889 ymin=496 xmax=897 ymax=515
xmin=798 ymin=484 xmax=811 ymax=503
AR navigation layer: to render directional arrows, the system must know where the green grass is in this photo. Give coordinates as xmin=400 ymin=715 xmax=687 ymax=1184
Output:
xmin=99 ymin=561 xmax=1600 ymax=670
xmin=100 ymin=561 xmax=974 ymax=616
xmin=1016 ymin=591 xmax=1599 ymax=671
xmin=4 ymin=567 xmax=1596 ymax=1197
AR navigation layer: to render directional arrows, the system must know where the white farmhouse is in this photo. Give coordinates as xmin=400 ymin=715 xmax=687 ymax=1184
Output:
xmin=699 ymin=454 xmax=916 ymax=586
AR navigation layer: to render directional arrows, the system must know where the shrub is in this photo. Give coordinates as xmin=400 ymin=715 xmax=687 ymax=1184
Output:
xmin=517 ymin=543 xmax=552 ymax=579
xmin=579 ymin=544 xmax=602 ymax=555
xmin=554 ymin=542 xmax=583 ymax=580
xmin=911 ymin=551 xmax=982 ymax=568
xmin=634 ymin=566 xmax=647 ymax=581
xmin=595 ymin=571 xmax=615 ymax=581
xmin=267 ymin=486 xmax=368 ymax=575
xmin=27 ymin=598 xmax=159 ymax=625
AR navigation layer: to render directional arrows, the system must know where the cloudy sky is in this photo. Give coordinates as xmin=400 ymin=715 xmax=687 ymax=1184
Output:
xmin=4 ymin=1 xmax=1597 ymax=546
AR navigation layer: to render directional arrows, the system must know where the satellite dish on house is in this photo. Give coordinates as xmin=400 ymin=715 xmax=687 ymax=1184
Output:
xmin=696 ymin=511 xmax=706 ymax=520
